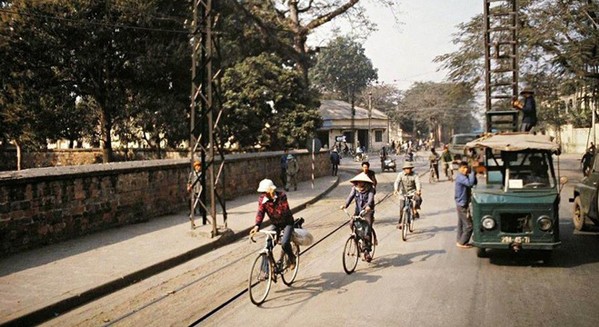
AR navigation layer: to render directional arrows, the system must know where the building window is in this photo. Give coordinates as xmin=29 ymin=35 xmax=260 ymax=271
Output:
xmin=375 ymin=131 xmax=383 ymax=142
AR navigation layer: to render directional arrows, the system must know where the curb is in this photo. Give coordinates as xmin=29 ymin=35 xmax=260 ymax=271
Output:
xmin=2 ymin=176 xmax=339 ymax=327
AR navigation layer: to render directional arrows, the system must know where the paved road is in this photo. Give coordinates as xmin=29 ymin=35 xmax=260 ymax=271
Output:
xmin=40 ymin=153 xmax=599 ymax=327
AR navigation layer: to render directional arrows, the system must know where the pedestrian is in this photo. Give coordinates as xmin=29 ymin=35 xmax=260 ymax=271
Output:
xmin=513 ymin=88 xmax=537 ymax=132
xmin=455 ymin=161 xmax=477 ymax=248
xmin=340 ymin=172 xmax=376 ymax=262
xmin=280 ymin=149 xmax=288 ymax=187
xmin=391 ymin=140 xmax=396 ymax=153
xmin=250 ymin=179 xmax=296 ymax=270
xmin=330 ymin=148 xmax=341 ymax=176
xmin=428 ymin=147 xmax=440 ymax=180
xmin=285 ymin=154 xmax=299 ymax=191
xmin=187 ymin=160 xmax=203 ymax=223
xmin=581 ymin=145 xmax=595 ymax=176
xmin=380 ymin=146 xmax=388 ymax=172
xmin=360 ymin=161 xmax=377 ymax=188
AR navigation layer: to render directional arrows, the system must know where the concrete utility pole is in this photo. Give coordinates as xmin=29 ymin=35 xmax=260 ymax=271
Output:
xmin=368 ymin=92 xmax=372 ymax=151
xmin=190 ymin=0 xmax=227 ymax=237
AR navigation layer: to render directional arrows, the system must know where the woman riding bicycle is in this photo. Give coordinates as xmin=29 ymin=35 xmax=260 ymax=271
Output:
xmin=393 ymin=161 xmax=422 ymax=229
xmin=340 ymin=172 xmax=375 ymax=262
xmin=250 ymin=179 xmax=296 ymax=270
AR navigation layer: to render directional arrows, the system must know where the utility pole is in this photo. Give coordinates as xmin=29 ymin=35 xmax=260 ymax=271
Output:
xmin=190 ymin=0 xmax=227 ymax=237
xmin=368 ymin=92 xmax=372 ymax=152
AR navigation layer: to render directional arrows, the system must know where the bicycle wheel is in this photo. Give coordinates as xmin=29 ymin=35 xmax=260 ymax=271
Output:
xmin=342 ymin=236 xmax=359 ymax=274
xmin=248 ymin=253 xmax=272 ymax=305
xmin=281 ymin=242 xmax=300 ymax=286
xmin=409 ymin=212 xmax=415 ymax=233
xmin=370 ymin=228 xmax=377 ymax=259
xmin=401 ymin=208 xmax=409 ymax=241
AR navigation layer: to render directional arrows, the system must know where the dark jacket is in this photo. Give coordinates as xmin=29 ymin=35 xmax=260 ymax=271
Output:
xmin=521 ymin=96 xmax=537 ymax=125
xmin=330 ymin=152 xmax=341 ymax=165
xmin=344 ymin=186 xmax=375 ymax=216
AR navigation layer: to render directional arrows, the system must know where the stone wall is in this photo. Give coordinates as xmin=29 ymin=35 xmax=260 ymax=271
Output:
xmin=0 ymin=150 xmax=329 ymax=256
xmin=0 ymin=148 xmax=189 ymax=171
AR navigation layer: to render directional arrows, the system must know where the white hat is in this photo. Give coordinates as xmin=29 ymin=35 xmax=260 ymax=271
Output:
xmin=349 ymin=172 xmax=374 ymax=184
xmin=257 ymin=179 xmax=277 ymax=192
xmin=402 ymin=161 xmax=415 ymax=169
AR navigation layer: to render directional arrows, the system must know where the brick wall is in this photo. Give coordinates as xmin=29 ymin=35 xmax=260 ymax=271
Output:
xmin=0 ymin=151 xmax=329 ymax=256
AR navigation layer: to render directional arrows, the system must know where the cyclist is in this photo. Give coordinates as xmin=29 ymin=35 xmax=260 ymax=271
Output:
xmin=440 ymin=145 xmax=453 ymax=180
xmin=428 ymin=147 xmax=440 ymax=181
xmin=360 ymin=161 xmax=378 ymax=189
xmin=393 ymin=161 xmax=422 ymax=229
xmin=340 ymin=172 xmax=376 ymax=262
xmin=250 ymin=179 xmax=296 ymax=270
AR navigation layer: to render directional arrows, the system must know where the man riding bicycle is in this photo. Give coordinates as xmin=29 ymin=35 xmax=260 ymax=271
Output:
xmin=341 ymin=172 xmax=376 ymax=262
xmin=393 ymin=161 xmax=422 ymax=229
xmin=250 ymin=179 xmax=296 ymax=270
xmin=428 ymin=147 xmax=440 ymax=180
xmin=441 ymin=145 xmax=453 ymax=180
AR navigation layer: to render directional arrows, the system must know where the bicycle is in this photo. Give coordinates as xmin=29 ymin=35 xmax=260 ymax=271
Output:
xmin=248 ymin=225 xmax=301 ymax=305
xmin=429 ymin=161 xmax=438 ymax=183
xmin=342 ymin=209 xmax=377 ymax=274
xmin=399 ymin=193 xmax=416 ymax=241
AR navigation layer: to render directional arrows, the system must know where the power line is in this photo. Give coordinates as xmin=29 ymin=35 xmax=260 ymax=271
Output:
xmin=0 ymin=8 xmax=189 ymax=35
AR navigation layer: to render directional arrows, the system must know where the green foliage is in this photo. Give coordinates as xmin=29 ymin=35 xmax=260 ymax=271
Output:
xmin=0 ymin=0 xmax=191 ymax=160
xmin=397 ymin=82 xmax=479 ymax=141
xmin=221 ymin=53 xmax=321 ymax=150
xmin=311 ymin=36 xmax=378 ymax=100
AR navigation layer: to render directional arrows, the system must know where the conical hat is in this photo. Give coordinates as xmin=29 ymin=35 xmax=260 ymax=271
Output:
xmin=350 ymin=172 xmax=374 ymax=184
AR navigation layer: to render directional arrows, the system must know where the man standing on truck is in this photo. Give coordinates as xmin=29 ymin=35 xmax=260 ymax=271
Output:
xmin=455 ymin=161 xmax=477 ymax=248
xmin=513 ymin=88 xmax=537 ymax=132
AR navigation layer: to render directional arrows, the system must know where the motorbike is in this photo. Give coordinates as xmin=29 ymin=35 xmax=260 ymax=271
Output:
xmin=382 ymin=158 xmax=396 ymax=172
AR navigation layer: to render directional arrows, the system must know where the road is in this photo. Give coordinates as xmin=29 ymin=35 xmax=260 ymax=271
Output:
xmin=42 ymin=158 xmax=599 ymax=327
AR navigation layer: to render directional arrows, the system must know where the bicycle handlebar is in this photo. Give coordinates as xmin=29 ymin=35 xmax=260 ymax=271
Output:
xmin=249 ymin=229 xmax=278 ymax=243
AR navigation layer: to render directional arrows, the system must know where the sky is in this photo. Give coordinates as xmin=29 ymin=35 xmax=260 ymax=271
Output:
xmin=310 ymin=0 xmax=483 ymax=91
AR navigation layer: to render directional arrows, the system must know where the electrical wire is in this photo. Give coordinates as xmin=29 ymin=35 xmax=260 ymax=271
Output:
xmin=0 ymin=8 xmax=189 ymax=34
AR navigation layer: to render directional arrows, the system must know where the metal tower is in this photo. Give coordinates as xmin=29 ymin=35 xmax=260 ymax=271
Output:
xmin=190 ymin=0 xmax=227 ymax=237
xmin=484 ymin=0 xmax=520 ymax=132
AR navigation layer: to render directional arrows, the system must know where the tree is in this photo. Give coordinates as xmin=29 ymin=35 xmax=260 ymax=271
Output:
xmin=397 ymin=82 xmax=479 ymax=144
xmin=221 ymin=53 xmax=321 ymax=150
xmin=434 ymin=0 xmax=599 ymax=128
xmin=0 ymin=0 xmax=191 ymax=162
xmin=311 ymin=36 xmax=378 ymax=106
xmin=231 ymin=0 xmax=398 ymax=82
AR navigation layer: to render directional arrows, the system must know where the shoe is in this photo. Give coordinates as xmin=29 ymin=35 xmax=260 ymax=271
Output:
xmin=456 ymin=242 xmax=473 ymax=248
xmin=287 ymin=257 xmax=296 ymax=270
xmin=396 ymin=223 xmax=402 ymax=229
xmin=363 ymin=252 xmax=372 ymax=262
xmin=414 ymin=211 xmax=420 ymax=219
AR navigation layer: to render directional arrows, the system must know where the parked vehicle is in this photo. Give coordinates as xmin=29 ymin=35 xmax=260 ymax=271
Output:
xmin=448 ymin=133 xmax=480 ymax=160
xmin=466 ymin=133 xmax=566 ymax=260
xmin=382 ymin=158 xmax=396 ymax=172
xmin=571 ymin=152 xmax=599 ymax=231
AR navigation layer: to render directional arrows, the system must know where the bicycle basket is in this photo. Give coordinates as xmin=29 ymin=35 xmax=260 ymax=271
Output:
xmin=354 ymin=218 xmax=370 ymax=239
xmin=292 ymin=228 xmax=313 ymax=246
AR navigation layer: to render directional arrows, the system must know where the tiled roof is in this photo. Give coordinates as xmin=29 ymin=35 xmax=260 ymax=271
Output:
xmin=318 ymin=100 xmax=388 ymax=120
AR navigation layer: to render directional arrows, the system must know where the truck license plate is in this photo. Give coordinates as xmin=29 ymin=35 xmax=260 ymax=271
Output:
xmin=500 ymin=236 xmax=530 ymax=243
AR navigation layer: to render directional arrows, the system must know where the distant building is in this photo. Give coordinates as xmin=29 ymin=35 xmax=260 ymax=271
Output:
xmin=316 ymin=99 xmax=389 ymax=152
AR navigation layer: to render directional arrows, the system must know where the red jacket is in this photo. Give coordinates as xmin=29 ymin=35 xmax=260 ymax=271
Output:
xmin=255 ymin=191 xmax=294 ymax=228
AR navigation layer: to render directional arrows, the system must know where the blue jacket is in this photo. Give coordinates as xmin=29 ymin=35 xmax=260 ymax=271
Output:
xmin=454 ymin=171 xmax=477 ymax=207
xmin=344 ymin=186 xmax=375 ymax=216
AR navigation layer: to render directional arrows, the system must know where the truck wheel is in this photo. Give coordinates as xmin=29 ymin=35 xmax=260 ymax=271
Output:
xmin=476 ymin=247 xmax=488 ymax=258
xmin=572 ymin=196 xmax=587 ymax=231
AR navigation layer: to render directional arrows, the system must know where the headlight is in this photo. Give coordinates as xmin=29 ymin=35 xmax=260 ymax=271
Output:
xmin=537 ymin=216 xmax=553 ymax=231
xmin=481 ymin=215 xmax=496 ymax=230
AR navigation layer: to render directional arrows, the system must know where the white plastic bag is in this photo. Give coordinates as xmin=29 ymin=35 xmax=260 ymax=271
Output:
xmin=292 ymin=228 xmax=313 ymax=246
